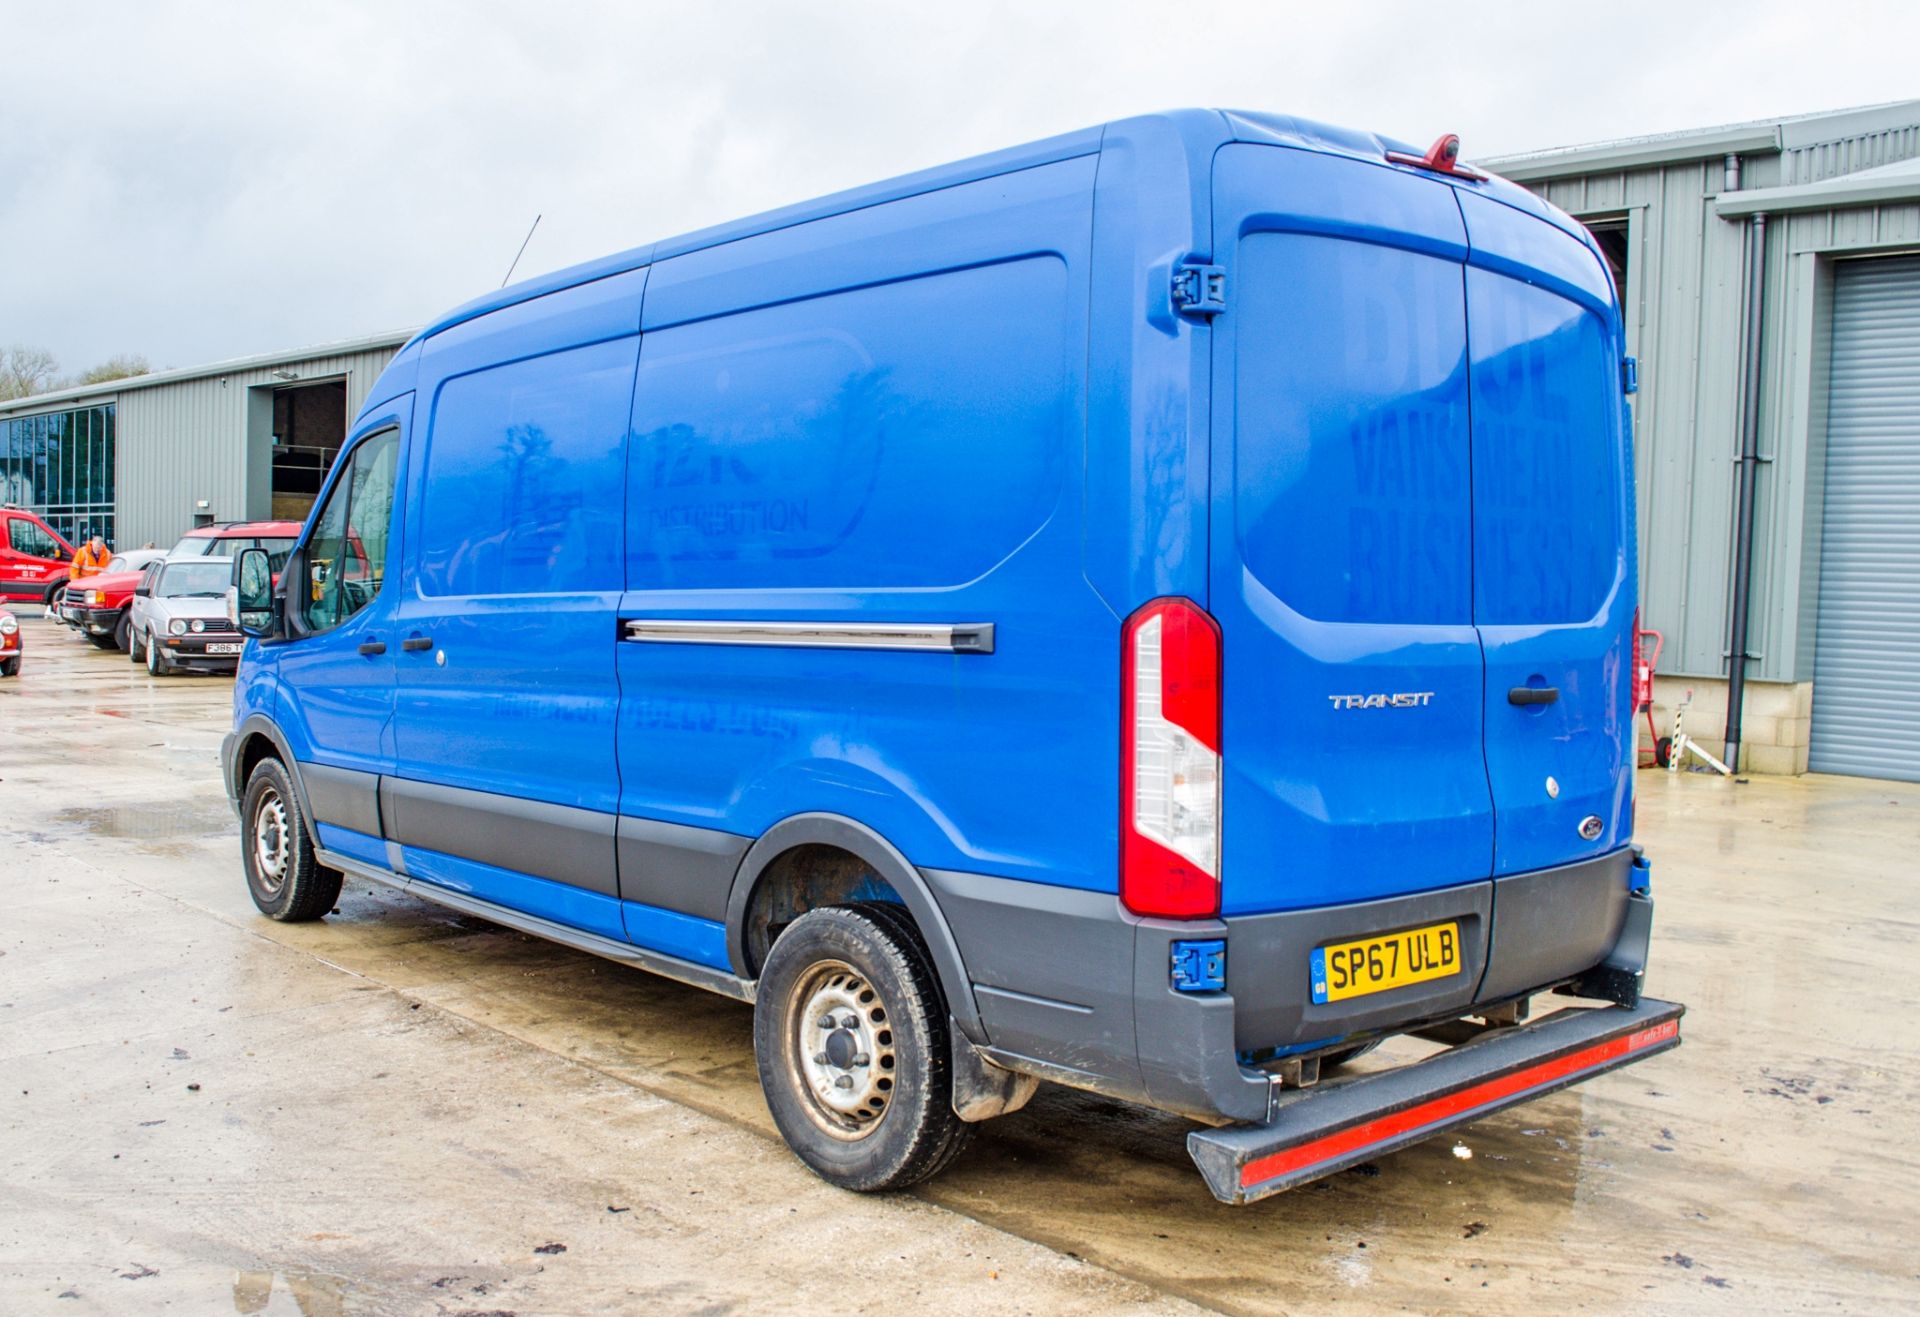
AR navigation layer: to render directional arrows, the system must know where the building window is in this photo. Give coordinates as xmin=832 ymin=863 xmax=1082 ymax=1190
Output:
xmin=0 ymin=402 xmax=116 ymax=546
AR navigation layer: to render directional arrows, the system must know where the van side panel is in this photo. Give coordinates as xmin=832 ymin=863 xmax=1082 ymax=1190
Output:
xmin=386 ymin=268 xmax=646 ymax=915
xmin=1080 ymin=110 xmax=1224 ymax=614
xmin=615 ymin=159 xmax=1110 ymax=934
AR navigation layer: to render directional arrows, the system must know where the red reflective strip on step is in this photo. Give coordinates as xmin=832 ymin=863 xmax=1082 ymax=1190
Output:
xmin=1240 ymin=1017 xmax=1679 ymax=1189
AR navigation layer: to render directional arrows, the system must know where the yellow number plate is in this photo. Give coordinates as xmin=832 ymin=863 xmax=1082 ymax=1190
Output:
xmin=1311 ymin=921 xmax=1460 ymax=1004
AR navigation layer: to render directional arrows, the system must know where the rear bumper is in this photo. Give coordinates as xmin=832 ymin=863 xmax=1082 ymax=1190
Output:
xmin=1188 ymin=996 xmax=1683 ymax=1203
xmin=933 ymin=848 xmax=1655 ymax=1126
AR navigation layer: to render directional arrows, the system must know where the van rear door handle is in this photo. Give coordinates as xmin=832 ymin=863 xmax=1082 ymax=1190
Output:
xmin=401 ymin=636 xmax=433 ymax=652
xmin=357 ymin=640 xmax=387 ymax=656
xmin=1508 ymin=686 xmax=1559 ymax=706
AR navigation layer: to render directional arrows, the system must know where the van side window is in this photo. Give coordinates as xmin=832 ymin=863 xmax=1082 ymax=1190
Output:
xmin=628 ymin=258 xmax=1070 ymax=590
xmin=302 ymin=429 xmax=398 ymax=633
xmin=416 ymin=339 xmax=632 ymax=597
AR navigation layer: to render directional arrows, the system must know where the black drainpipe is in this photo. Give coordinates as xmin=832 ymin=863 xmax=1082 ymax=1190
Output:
xmin=1724 ymin=204 xmax=1769 ymax=772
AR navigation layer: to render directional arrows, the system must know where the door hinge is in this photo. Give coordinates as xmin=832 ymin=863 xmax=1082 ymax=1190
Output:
xmin=1622 ymin=356 xmax=1639 ymax=395
xmin=1172 ymin=262 xmax=1226 ymax=319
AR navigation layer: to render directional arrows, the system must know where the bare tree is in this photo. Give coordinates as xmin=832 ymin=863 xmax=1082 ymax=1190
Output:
xmin=76 ymin=353 xmax=152 ymax=386
xmin=0 ymin=344 xmax=61 ymax=401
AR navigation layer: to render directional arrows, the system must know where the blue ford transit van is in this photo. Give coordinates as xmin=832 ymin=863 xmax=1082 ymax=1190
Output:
xmin=224 ymin=110 xmax=1682 ymax=1203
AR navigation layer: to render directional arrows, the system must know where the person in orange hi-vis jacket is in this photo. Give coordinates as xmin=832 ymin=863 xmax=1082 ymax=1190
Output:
xmin=70 ymin=535 xmax=113 ymax=580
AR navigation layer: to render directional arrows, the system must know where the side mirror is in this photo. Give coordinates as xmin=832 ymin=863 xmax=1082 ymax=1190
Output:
xmin=134 ymin=583 xmax=150 ymax=598
xmin=232 ymin=547 xmax=278 ymax=638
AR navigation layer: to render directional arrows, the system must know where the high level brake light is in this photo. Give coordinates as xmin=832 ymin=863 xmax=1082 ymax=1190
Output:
xmin=1122 ymin=597 xmax=1222 ymax=919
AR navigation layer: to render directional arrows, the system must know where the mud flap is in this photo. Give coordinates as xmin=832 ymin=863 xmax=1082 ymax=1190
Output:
xmin=1187 ymin=997 xmax=1683 ymax=1205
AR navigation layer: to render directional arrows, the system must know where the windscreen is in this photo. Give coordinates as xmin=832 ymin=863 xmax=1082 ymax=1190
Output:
xmin=158 ymin=560 xmax=232 ymax=598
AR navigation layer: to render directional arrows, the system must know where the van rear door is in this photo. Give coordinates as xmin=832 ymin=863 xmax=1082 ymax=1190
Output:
xmin=1209 ymin=145 xmax=1493 ymax=915
xmin=1459 ymin=192 xmax=1634 ymax=876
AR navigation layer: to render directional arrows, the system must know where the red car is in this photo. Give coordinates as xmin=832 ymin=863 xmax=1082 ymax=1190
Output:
xmin=1 ymin=506 xmax=75 ymax=607
xmin=59 ymin=550 xmax=168 ymax=650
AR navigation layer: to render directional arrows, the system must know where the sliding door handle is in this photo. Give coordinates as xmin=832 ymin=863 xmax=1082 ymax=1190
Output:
xmin=401 ymin=636 xmax=433 ymax=652
xmin=1508 ymin=686 xmax=1559 ymax=706
xmin=357 ymin=640 xmax=387 ymax=656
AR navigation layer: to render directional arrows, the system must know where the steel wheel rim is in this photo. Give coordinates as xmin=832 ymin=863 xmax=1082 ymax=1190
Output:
xmin=786 ymin=958 xmax=897 ymax=1141
xmin=252 ymin=789 xmax=291 ymax=895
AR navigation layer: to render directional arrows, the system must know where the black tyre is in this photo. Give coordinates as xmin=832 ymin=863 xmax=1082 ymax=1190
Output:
xmin=145 ymin=638 xmax=168 ymax=676
xmin=87 ymin=629 xmax=118 ymax=650
xmin=112 ymin=611 xmax=131 ymax=652
xmin=0 ymin=657 xmax=17 ymax=678
xmin=1654 ymin=736 xmax=1673 ymax=769
xmin=240 ymin=759 xmax=342 ymax=922
xmin=1319 ymin=1038 xmax=1382 ymax=1071
xmin=129 ymin=626 xmax=146 ymax=662
xmin=754 ymin=903 xmax=971 ymax=1192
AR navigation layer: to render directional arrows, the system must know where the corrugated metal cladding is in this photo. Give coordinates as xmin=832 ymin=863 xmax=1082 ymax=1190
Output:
xmin=1519 ymin=139 xmax=1920 ymax=686
xmin=1783 ymin=125 xmax=1920 ymax=185
xmin=1809 ymin=255 xmax=1920 ymax=782
xmin=115 ymin=343 xmax=399 ymax=547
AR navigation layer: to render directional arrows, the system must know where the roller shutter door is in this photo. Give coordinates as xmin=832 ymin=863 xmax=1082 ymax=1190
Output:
xmin=1810 ymin=254 xmax=1920 ymax=781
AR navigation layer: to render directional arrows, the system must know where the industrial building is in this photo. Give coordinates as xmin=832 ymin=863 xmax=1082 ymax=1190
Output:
xmin=0 ymin=330 xmax=407 ymax=549
xmin=3 ymin=101 xmax=1917 ymax=781
xmin=1489 ymin=100 xmax=1920 ymax=781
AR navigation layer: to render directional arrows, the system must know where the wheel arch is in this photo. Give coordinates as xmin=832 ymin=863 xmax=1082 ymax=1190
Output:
xmin=230 ymin=713 xmax=318 ymax=827
xmin=725 ymin=813 xmax=984 ymax=1043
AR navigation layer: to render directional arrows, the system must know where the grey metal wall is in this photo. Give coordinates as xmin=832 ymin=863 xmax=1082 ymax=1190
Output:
xmin=1523 ymin=161 xmax=1920 ymax=683
xmin=114 ymin=343 xmax=400 ymax=548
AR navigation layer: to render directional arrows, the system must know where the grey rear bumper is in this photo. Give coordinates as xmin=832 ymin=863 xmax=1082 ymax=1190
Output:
xmin=932 ymin=847 xmax=1652 ymax=1124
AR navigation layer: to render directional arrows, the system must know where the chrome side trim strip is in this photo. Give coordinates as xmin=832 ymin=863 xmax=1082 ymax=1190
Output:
xmin=622 ymin=619 xmax=994 ymax=654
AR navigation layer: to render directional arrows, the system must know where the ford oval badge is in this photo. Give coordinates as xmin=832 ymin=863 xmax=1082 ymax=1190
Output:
xmin=1578 ymin=815 xmax=1604 ymax=841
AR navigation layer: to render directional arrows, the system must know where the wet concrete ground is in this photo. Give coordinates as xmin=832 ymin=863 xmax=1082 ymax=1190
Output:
xmin=3 ymin=612 xmax=1917 ymax=1314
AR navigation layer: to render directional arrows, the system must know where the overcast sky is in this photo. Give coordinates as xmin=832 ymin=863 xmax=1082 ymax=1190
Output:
xmin=4 ymin=1 xmax=1916 ymax=372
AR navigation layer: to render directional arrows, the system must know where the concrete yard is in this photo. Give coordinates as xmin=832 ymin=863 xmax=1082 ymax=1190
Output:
xmin=2 ymin=613 xmax=1917 ymax=1314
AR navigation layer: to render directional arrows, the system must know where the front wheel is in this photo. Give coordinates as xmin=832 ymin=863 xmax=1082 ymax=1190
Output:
xmin=145 ymin=639 xmax=168 ymax=676
xmin=112 ymin=611 xmax=131 ymax=652
xmin=240 ymin=759 xmax=342 ymax=922
xmin=754 ymin=904 xmax=971 ymax=1192
xmin=0 ymin=657 xmax=17 ymax=678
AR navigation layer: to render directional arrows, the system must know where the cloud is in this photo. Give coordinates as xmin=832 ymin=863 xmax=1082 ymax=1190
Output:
xmin=2 ymin=0 xmax=1914 ymax=369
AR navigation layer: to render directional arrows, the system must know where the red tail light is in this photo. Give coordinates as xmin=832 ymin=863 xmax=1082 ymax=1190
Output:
xmin=1121 ymin=597 xmax=1222 ymax=919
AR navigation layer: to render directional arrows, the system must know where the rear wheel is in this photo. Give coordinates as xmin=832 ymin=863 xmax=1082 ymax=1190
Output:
xmin=129 ymin=626 xmax=146 ymax=662
xmin=754 ymin=904 xmax=971 ymax=1192
xmin=240 ymin=759 xmax=342 ymax=922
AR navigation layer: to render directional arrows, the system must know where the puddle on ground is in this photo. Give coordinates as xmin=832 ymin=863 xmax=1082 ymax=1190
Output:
xmin=56 ymin=802 xmax=232 ymax=840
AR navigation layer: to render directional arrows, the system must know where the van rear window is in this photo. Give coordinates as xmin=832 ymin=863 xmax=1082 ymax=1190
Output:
xmin=627 ymin=257 xmax=1070 ymax=590
xmin=1233 ymin=233 xmax=1473 ymax=625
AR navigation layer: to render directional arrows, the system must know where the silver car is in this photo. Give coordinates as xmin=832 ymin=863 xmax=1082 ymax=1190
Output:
xmin=133 ymin=556 xmax=245 ymax=676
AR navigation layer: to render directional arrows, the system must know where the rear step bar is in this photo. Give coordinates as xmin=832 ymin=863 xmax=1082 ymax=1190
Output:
xmin=1188 ymin=997 xmax=1684 ymax=1205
